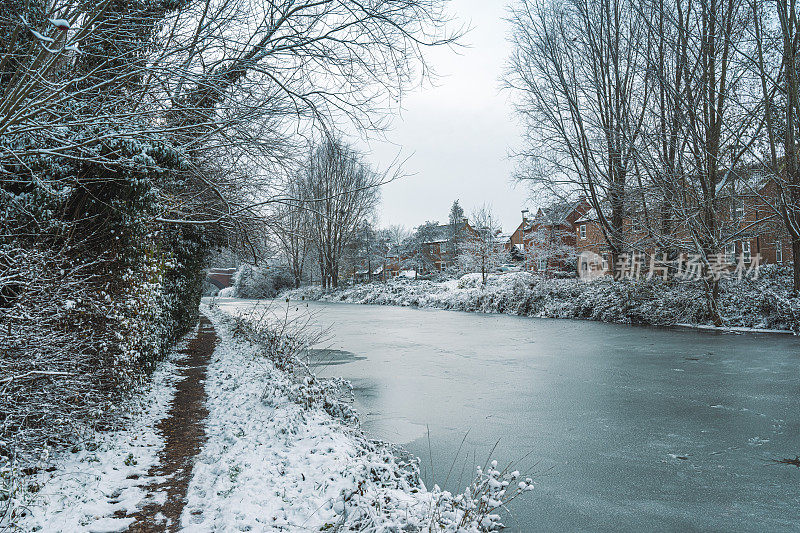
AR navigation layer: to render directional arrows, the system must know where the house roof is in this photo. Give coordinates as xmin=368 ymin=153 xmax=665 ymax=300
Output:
xmin=532 ymin=198 xmax=590 ymax=227
xmin=420 ymin=221 xmax=471 ymax=244
xmin=574 ymin=207 xmax=597 ymax=224
xmin=720 ymin=166 xmax=774 ymax=197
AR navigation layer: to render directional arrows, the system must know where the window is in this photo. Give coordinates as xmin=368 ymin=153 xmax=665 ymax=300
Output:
xmin=537 ymin=257 xmax=547 ymax=271
xmin=732 ymin=199 xmax=745 ymax=220
xmin=579 ymin=224 xmax=586 ymax=240
xmin=725 ymin=242 xmax=736 ymax=264
xmin=776 ymin=240 xmax=783 ymax=263
xmin=741 ymin=240 xmax=751 ymax=263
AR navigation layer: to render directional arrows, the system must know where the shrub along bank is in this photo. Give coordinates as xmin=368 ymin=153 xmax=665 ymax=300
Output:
xmin=1 ymin=134 xmax=214 ymax=525
xmin=282 ymin=266 xmax=800 ymax=332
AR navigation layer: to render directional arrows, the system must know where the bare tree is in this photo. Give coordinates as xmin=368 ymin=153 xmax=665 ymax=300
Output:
xmin=749 ymin=0 xmax=800 ymax=292
xmin=1 ymin=0 xmax=461 ymax=227
xmin=506 ymin=0 xmax=652 ymax=268
xmin=457 ymin=205 xmax=507 ymax=285
xmin=526 ymin=226 xmax=578 ymax=276
xmin=342 ymin=220 xmax=384 ymax=283
xmin=402 ymin=221 xmax=440 ymax=278
xmin=639 ymin=0 xmax=761 ymax=324
xmin=272 ymin=187 xmax=310 ymax=289
xmin=299 ymin=138 xmax=382 ymax=289
xmin=447 ymin=199 xmax=467 ymax=262
xmin=381 ymin=224 xmax=409 ymax=281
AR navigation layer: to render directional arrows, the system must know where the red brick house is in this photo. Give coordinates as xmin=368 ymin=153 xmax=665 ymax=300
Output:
xmin=724 ymin=177 xmax=793 ymax=266
xmin=571 ymin=173 xmax=794 ymax=276
xmin=417 ymin=219 xmax=479 ymax=273
xmin=507 ymin=199 xmax=591 ymax=274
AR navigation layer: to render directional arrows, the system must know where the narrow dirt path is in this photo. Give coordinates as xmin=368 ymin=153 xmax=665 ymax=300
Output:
xmin=124 ymin=315 xmax=216 ymax=532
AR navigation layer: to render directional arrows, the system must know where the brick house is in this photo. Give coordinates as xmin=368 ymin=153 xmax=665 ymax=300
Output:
xmin=507 ymin=199 xmax=591 ymax=273
xmin=416 ymin=219 xmax=479 ymax=273
xmin=724 ymin=177 xmax=793 ymax=266
xmin=573 ymin=207 xmax=612 ymax=265
xmin=571 ymin=173 xmax=794 ymax=275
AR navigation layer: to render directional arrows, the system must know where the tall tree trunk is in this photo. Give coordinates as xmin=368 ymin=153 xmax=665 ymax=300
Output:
xmin=793 ymin=238 xmax=800 ymax=291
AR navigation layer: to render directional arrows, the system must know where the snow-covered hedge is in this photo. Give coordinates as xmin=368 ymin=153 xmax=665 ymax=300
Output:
xmin=282 ymin=266 xmax=800 ymax=332
xmin=1 ymin=132 xmax=210 ymax=526
xmin=220 ymin=264 xmax=295 ymax=299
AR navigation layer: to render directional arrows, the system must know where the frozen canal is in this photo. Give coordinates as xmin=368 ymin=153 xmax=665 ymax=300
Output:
xmin=217 ymin=298 xmax=800 ymax=532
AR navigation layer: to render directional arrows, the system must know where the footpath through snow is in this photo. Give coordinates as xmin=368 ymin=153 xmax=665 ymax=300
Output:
xmin=15 ymin=304 xmax=531 ymax=532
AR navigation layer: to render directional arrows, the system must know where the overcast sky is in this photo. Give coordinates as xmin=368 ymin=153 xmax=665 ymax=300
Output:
xmin=359 ymin=0 xmax=530 ymax=235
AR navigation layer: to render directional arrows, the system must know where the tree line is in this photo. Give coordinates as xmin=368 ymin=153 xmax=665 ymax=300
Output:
xmin=0 ymin=0 xmax=458 ymax=512
xmin=505 ymin=0 xmax=800 ymax=324
xmin=271 ymin=193 xmax=510 ymax=289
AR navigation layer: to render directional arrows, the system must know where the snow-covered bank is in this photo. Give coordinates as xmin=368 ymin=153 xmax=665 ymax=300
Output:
xmin=282 ymin=268 xmax=800 ymax=332
xmin=9 ymin=329 xmax=194 ymax=532
xmin=190 ymin=303 xmax=533 ymax=531
xmin=184 ymin=305 xmax=432 ymax=531
xmin=11 ymin=305 xmax=533 ymax=531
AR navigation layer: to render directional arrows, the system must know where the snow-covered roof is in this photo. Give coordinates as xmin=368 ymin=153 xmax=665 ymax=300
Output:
xmin=419 ymin=221 xmax=471 ymax=244
xmin=534 ymin=199 xmax=585 ymax=225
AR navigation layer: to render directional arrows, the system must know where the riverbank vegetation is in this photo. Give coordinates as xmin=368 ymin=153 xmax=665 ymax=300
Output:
xmin=282 ymin=267 xmax=800 ymax=332
xmin=0 ymin=0 xmax=458 ymax=526
xmin=196 ymin=302 xmax=534 ymax=531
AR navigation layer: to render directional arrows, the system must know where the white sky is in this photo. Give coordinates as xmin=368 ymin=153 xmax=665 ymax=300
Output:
xmin=358 ymin=0 xmax=530 ymax=234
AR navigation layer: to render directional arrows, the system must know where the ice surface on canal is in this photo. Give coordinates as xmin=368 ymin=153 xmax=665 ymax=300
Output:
xmin=217 ymin=297 xmax=800 ymax=532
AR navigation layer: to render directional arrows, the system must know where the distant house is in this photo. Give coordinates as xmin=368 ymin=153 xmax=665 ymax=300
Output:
xmin=573 ymin=205 xmax=614 ymax=267
xmin=384 ymin=249 xmax=403 ymax=278
xmin=418 ymin=219 xmax=479 ymax=273
xmin=507 ymin=199 xmax=591 ymax=274
xmin=721 ymin=172 xmax=793 ymax=267
xmin=572 ymin=169 xmax=794 ymax=275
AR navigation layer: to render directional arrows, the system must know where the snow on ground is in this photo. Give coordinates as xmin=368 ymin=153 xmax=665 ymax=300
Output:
xmin=13 ymin=302 xmax=530 ymax=532
xmin=185 ymin=303 xmax=530 ymax=531
xmin=182 ymin=304 xmax=436 ymax=531
xmin=14 ymin=328 xmax=194 ymax=532
xmin=282 ymin=268 xmax=800 ymax=332
xmin=673 ymin=323 xmax=796 ymax=334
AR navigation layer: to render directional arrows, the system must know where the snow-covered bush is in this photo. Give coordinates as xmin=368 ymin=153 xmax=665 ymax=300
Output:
xmin=0 ymin=458 xmax=23 ymax=527
xmin=457 ymin=273 xmax=485 ymax=289
xmin=429 ymin=460 xmax=535 ymax=530
xmin=229 ymin=264 xmax=295 ymax=299
xmin=231 ymin=264 xmax=273 ymax=298
xmin=222 ymin=302 xmax=357 ymax=423
xmin=282 ymin=270 xmax=800 ymax=331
